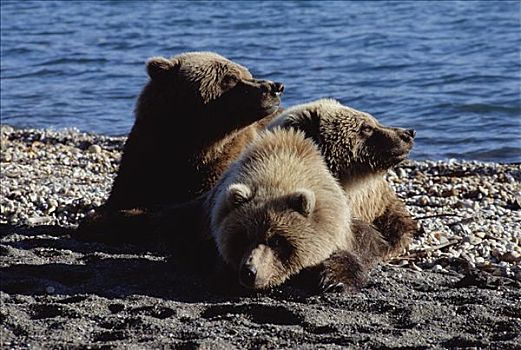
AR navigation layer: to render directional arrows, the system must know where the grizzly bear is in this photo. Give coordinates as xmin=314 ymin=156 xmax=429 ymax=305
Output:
xmin=268 ymin=99 xmax=417 ymax=260
xmin=105 ymin=51 xmax=284 ymax=210
xmin=76 ymin=52 xmax=283 ymax=241
xmin=203 ymin=127 xmax=371 ymax=292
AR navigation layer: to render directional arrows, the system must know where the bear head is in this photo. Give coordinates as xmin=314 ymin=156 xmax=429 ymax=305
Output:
xmin=268 ymin=99 xmax=415 ymax=178
xmin=211 ymin=182 xmax=351 ymax=290
xmin=138 ymin=51 xmax=284 ymax=138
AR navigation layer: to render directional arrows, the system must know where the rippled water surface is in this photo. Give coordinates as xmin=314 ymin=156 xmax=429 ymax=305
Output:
xmin=1 ymin=1 xmax=520 ymax=162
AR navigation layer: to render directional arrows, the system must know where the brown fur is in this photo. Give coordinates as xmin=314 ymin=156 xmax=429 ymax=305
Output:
xmin=205 ymin=128 xmax=358 ymax=290
xmin=76 ymin=52 xmax=283 ymax=241
xmin=288 ymin=219 xmax=388 ymax=293
xmin=106 ymin=51 xmax=284 ymax=211
xmin=269 ymin=99 xmax=417 ymax=261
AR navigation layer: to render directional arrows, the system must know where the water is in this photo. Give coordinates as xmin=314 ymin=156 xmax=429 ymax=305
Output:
xmin=1 ymin=1 xmax=520 ymax=162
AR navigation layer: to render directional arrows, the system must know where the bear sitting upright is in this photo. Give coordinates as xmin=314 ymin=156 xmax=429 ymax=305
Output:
xmin=76 ymin=52 xmax=284 ymax=241
xmin=106 ymin=51 xmax=284 ymax=211
xmin=268 ymin=99 xmax=417 ymax=260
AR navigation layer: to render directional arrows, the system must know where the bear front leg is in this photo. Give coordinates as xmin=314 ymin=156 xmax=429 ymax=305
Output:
xmin=292 ymin=250 xmax=368 ymax=294
xmin=74 ymin=207 xmax=153 ymax=244
xmin=317 ymin=250 xmax=369 ymax=293
xmin=351 ymin=218 xmax=389 ymax=266
xmin=373 ymin=197 xmax=417 ymax=259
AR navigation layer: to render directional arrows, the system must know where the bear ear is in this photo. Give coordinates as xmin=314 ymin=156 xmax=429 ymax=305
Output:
xmin=146 ymin=57 xmax=180 ymax=80
xmin=284 ymin=114 xmax=298 ymax=125
xmin=289 ymin=189 xmax=315 ymax=217
xmin=227 ymin=183 xmax=253 ymax=207
xmin=288 ymin=110 xmax=321 ymax=138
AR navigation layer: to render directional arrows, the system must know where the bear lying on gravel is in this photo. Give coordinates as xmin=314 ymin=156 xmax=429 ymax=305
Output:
xmin=76 ymin=52 xmax=283 ymax=240
xmin=268 ymin=99 xmax=417 ymax=260
xmin=203 ymin=127 xmax=371 ymax=292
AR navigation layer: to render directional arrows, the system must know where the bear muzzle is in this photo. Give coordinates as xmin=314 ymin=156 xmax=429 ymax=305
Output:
xmin=259 ymin=80 xmax=284 ymax=97
xmin=239 ymin=263 xmax=257 ymax=288
xmin=272 ymin=82 xmax=285 ymax=96
xmin=399 ymin=128 xmax=416 ymax=144
xmin=239 ymin=244 xmax=277 ymax=289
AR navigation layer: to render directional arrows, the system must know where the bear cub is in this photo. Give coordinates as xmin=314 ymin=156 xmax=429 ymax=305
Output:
xmin=205 ymin=128 xmax=367 ymax=291
xmin=269 ymin=98 xmax=417 ymax=261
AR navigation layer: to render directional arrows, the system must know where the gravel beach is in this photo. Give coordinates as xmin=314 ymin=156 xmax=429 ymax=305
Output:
xmin=1 ymin=125 xmax=520 ymax=349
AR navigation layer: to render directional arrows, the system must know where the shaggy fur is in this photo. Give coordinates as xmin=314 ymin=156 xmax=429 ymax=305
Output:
xmin=205 ymin=128 xmax=362 ymax=291
xmin=268 ymin=99 xmax=417 ymax=260
xmin=106 ymin=51 xmax=284 ymax=210
xmin=76 ymin=52 xmax=283 ymax=241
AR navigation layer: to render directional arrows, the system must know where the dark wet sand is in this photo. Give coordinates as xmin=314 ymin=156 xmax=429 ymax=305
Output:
xmin=1 ymin=224 xmax=520 ymax=349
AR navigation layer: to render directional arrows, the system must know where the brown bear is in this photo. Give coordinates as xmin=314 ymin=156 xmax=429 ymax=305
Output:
xmin=203 ymin=127 xmax=372 ymax=292
xmin=105 ymin=51 xmax=284 ymax=211
xmin=76 ymin=52 xmax=283 ymax=241
xmin=268 ymin=98 xmax=417 ymax=260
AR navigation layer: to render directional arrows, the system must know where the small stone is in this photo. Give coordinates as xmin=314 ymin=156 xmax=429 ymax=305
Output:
xmin=478 ymin=186 xmax=489 ymax=196
xmin=475 ymin=257 xmax=485 ymax=264
xmin=419 ymin=196 xmax=430 ymax=206
xmin=470 ymin=237 xmax=482 ymax=245
xmin=492 ymin=248 xmax=504 ymax=258
xmin=29 ymin=193 xmax=38 ymax=202
xmin=397 ymin=168 xmax=407 ymax=178
xmin=475 ymin=231 xmax=486 ymax=239
xmin=439 ymin=235 xmax=449 ymax=245
xmin=48 ymin=198 xmax=58 ymax=208
xmin=432 ymin=264 xmax=443 ymax=272
xmin=88 ymin=144 xmax=102 ymax=154
xmin=491 ymin=225 xmax=504 ymax=235
xmin=499 ymin=251 xmax=521 ymax=264
xmin=442 ymin=188 xmax=459 ymax=197
xmin=449 ymin=248 xmax=461 ymax=259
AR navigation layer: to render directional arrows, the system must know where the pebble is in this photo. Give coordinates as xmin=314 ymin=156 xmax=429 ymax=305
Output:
xmin=499 ymin=251 xmax=520 ymax=264
xmin=432 ymin=264 xmax=443 ymax=272
xmin=418 ymin=196 xmax=430 ymax=206
xmin=470 ymin=237 xmax=482 ymax=245
xmin=397 ymin=168 xmax=407 ymax=178
xmin=475 ymin=231 xmax=486 ymax=239
xmin=2 ymin=126 xmax=521 ymax=280
xmin=88 ymin=144 xmax=102 ymax=154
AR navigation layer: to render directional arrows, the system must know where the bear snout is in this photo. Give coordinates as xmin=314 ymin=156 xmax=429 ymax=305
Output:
xmin=272 ymin=82 xmax=285 ymax=96
xmin=259 ymin=81 xmax=284 ymax=96
xmin=399 ymin=128 xmax=416 ymax=143
xmin=239 ymin=263 xmax=257 ymax=288
xmin=406 ymin=128 xmax=416 ymax=138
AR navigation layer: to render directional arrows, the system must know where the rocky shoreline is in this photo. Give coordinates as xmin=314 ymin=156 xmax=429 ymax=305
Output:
xmin=1 ymin=125 xmax=520 ymax=349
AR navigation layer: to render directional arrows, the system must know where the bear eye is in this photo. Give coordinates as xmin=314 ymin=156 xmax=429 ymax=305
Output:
xmin=221 ymin=74 xmax=239 ymax=88
xmin=361 ymin=124 xmax=373 ymax=136
xmin=268 ymin=235 xmax=284 ymax=248
xmin=267 ymin=235 xmax=292 ymax=259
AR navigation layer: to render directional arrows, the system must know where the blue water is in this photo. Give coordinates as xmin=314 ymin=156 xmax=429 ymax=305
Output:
xmin=1 ymin=1 xmax=520 ymax=162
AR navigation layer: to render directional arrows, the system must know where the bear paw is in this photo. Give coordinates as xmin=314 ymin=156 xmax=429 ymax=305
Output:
xmin=317 ymin=250 xmax=368 ymax=293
